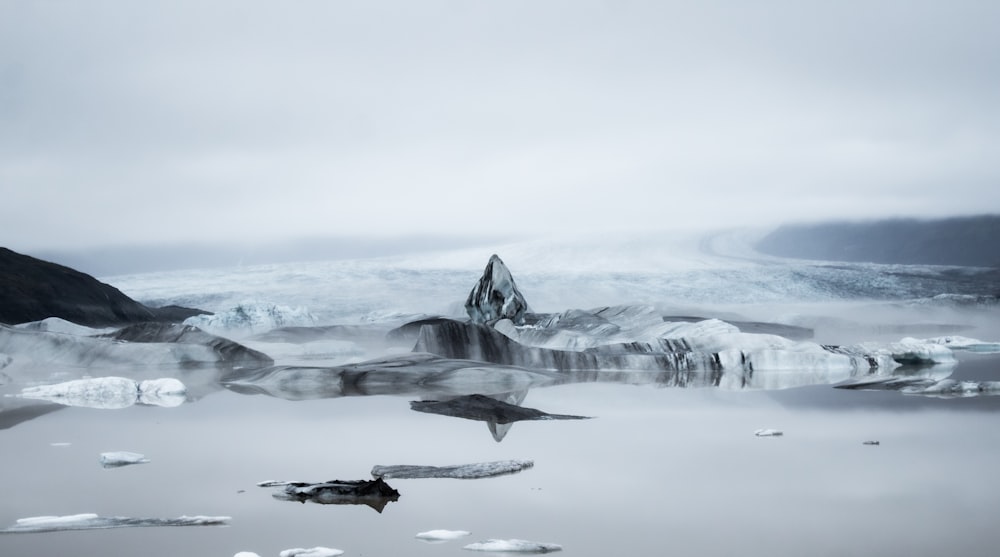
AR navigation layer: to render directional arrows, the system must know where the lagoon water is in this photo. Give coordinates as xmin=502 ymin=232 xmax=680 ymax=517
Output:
xmin=2 ymin=231 xmax=999 ymax=556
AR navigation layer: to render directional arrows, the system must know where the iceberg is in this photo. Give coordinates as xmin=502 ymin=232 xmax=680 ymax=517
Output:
xmin=0 ymin=323 xmax=271 ymax=369
xmin=279 ymin=548 xmax=345 ymax=557
xmin=13 ymin=317 xmax=112 ymax=336
xmin=184 ymin=300 xmax=318 ymax=336
xmin=466 ymin=255 xmax=530 ymax=325
xmin=18 ymin=377 xmax=186 ymax=409
xmin=259 ymin=478 xmax=400 ymax=513
xmin=99 ymin=451 xmax=150 ymax=468
xmin=372 ymin=460 xmax=534 ymax=479
xmin=417 ymin=529 xmax=472 ymax=542
xmin=463 ymin=539 xmax=563 ymax=553
xmin=1 ymin=513 xmax=230 ymax=533
xmin=919 ymin=335 xmax=1000 ymax=353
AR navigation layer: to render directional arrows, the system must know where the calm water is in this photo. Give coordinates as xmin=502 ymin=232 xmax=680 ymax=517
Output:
xmin=4 ymin=236 xmax=1000 ymax=556
xmin=2 ymin=352 xmax=1000 ymax=557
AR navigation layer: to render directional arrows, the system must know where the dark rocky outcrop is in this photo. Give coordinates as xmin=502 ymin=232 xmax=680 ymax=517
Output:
xmin=0 ymin=247 xmax=207 ymax=327
xmin=465 ymin=254 xmax=530 ymax=325
xmin=98 ymin=322 xmax=273 ymax=367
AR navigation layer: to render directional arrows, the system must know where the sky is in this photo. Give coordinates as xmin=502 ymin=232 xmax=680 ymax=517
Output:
xmin=2 ymin=0 xmax=999 ymax=256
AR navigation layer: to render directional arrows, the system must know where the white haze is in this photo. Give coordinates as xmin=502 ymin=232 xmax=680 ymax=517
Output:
xmin=2 ymin=1 xmax=1000 ymax=253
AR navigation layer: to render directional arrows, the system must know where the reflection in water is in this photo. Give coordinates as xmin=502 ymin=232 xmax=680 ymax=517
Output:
xmin=259 ymin=479 xmax=400 ymax=513
xmin=410 ymin=393 xmax=590 ymax=442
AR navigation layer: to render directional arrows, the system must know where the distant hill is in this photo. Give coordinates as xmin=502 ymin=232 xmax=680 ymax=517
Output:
xmin=755 ymin=215 xmax=1000 ymax=267
xmin=0 ymin=247 xmax=207 ymax=326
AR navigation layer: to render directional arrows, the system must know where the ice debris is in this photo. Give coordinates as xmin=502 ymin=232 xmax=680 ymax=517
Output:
xmin=417 ymin=529 xmax=472 ymax=542
xmin=372 ymin=460 xmax=534 ymax=479
xmin=754 ymin=429 xmax=783 ymax=437
xmin=463 ymin=538 xmax=563 ymax=553
xmin=279 ymin=548 xmax=345 ymax=557
xmin=1 ymin=513 xmax=230 ymax=533
xmin=18 ymin=377 xmax=186 ymax=409
xmin=100 ymin=451 xmax=150 ymax=468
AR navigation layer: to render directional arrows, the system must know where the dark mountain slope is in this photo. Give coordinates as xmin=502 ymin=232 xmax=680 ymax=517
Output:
xmin=755 ymin=215 xmax=1000 ymax=267
xmin=0 ymin=247 xmax=206 ymax=326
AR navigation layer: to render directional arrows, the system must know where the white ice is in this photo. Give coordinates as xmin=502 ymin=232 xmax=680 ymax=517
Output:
xmin=463 ymin=539 xmax=563 ymax=553
xmin=417 ymin=529 xmax=472 ymax=541
xmin=14 ymin=317 xmax=113 ymax=336
xmin=754 ymin=429 xmax=784 ymax=437
xmin=99 ymin=451 xmax=150 ymax=468
xmin=184 ymin=300 xmax=318 ymax=336
xmin=919 ymin=335 xmax=1000 ymax=353
xmin=18 ymin=377 xmax=186 ymax=409
xmin=278 ymin=547 xmax=345 ymax=557
xmin=15 ymin=513 xmax=99 ymax=526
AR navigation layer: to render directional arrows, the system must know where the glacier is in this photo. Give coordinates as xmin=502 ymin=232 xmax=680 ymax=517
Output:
xmin=184 ymin=300 xmax=319 ymax=336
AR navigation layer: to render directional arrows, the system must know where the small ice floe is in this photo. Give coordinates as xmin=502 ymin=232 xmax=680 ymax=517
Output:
xmin=99 ymin=451 xmax=150 ymax=468
xmin=18 ymin=377 xmax=186 ymax=409
xmin=754 ymin=429 xmax=783 ymax=437
xmin=279 ymin=547 xmax=345 ymax=557
xmin=863 ymin=441 xmax=880 ymax=446
xmin=920 ymin=336 xmax=1000 ymax=353
xmin=416 ymin=529 xmax=472 ymax=543
xmin=373 ymin=460 xmax=534 ymax=480
xmin=463 ymin=539 xmax=563 ymax=553
xmin=1 ymin=513 xmax=230 ymax=533
xmin=234 ymin=553 xmax=261 ymax=557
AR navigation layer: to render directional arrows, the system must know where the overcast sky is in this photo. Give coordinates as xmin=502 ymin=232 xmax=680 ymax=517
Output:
xmin=2 ymin=0 xmax=999 ymax=254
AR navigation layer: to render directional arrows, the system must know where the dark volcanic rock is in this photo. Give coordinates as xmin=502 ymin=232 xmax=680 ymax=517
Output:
xmin=465 ymin=254 xmax=530 ymax=325
xmin=99 ymin=323 xmax=273 ymax=367
xmin=0 ymin=247 xmax=207 ymax=327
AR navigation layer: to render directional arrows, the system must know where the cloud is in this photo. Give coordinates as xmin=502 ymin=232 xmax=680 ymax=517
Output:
xmin=2 ymin=1 xmax=999 ymax=251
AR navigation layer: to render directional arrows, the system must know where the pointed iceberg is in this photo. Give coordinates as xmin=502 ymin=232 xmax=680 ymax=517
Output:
xmin=465 ymin=255 xmax=530 ymax=325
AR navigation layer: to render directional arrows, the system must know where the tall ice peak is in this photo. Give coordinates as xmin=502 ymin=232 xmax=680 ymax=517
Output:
xmin=465 ymin=254 xmax=530 ymax=325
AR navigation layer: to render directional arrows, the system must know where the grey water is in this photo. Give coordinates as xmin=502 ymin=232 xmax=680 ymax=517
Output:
xmin=2 ymin=235 xmax=1000 ymax=556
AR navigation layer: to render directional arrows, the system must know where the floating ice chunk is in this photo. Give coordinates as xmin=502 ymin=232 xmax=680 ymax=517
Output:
xmin=184 ymin=300 xmax=318 ymax=336
xmin=464 ymin=538 xmax=563 ymax=553
xmin=234 ymin=553 xmax=261 ymax=557
xmin=50 ymin=442 xmax=72 ymax=447
xmin=100 ymin=451 xmax=150 ymax=468
xmin=417 ymin=529 xmax=472 ymax=542
xmin=279 ymin=547 xmax=345 ymax=557
xmin=2 ymin=514 xmax=230 ymax=533
xmin=19 ymin=377 xmax=186 ymax=409
xmin=920 ymin=336 xmax=1000 ymax=353
xmin=754 ymin=429 xmax=783 ymax=437
xmin=373 ymin=460 xmax=534 ymax=479
xmin=138 ymin=378 xmax=187 ymax=407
